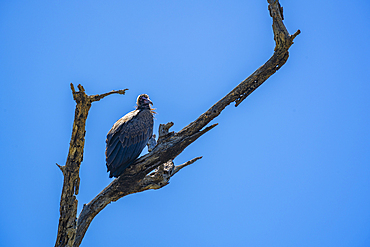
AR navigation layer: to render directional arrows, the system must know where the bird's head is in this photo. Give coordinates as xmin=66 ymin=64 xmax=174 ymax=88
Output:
xmin=136 ymin=94 xmax=153 ymax=110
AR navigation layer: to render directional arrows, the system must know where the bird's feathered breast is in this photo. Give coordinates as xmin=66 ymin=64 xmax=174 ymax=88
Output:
xmin=106 ymin=109 xmax=153 ymax=178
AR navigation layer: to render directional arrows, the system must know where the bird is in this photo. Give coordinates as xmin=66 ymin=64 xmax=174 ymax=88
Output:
xmin=105 ymin=94 xmax=154 ymax=178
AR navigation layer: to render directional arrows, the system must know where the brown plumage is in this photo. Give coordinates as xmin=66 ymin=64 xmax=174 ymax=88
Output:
xmin=105 ymin=94 xmax=154 ymax=178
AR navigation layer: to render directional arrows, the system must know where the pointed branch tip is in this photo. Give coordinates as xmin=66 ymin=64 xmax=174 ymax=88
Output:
xmin=89 ymin=88 xmax=129 ymax=102
xmin=56 ymin=163 xmax=65 ymax=174
xmin=70 ymin=83 xmax=76 ymax=93
xmin=77 ymin=84 xmax=85 ymax=92
xmin=201 ymin=123 xmax=218 ymax=133
xmin=291 ymin=29 xmax=301 ymax=41
xmin=172 ymin=156 xmax=203 ymax=175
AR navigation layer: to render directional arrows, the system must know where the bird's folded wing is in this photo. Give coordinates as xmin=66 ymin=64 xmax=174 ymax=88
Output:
xmin=106 ymin=110 xmax=153 ymax=174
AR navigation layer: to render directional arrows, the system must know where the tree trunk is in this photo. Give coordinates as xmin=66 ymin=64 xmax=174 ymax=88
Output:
xmin=55 ymin=1 xmax=300 ymax=246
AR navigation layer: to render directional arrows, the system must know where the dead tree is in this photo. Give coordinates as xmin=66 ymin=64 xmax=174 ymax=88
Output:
xmin=55 ymin=1 xmax=300 ymax=246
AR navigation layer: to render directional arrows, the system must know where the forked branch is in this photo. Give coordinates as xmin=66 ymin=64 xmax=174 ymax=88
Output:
xmin=55 ymin=1 xmax=300 ymax=247
xmin=55 ymin=85 xmax=127 ymax=247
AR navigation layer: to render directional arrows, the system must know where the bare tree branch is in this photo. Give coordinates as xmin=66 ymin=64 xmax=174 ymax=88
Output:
xmin=172 ymin=156 xmax=203 ymax=176
xmin=55 ymin=1 xmax=300 ymax=246
xmin=55 ymin=84 xmax=127 ymax=247
xmin=89 ymin=89 xmax=128 ymax=102
xmin=140 ymin=156 xmax=203 ymax=189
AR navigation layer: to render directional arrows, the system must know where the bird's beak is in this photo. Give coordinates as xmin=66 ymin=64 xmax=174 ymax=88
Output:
xmin=144 ymin=98 xmax=153 ymax=105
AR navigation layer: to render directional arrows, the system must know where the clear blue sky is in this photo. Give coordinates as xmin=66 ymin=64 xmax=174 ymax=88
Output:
xmin=1 ymin=1 xmax=369 ymax=246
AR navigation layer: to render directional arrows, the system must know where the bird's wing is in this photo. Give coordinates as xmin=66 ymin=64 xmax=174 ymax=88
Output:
xmin=106 ymin=110 xmax=153 ymax=177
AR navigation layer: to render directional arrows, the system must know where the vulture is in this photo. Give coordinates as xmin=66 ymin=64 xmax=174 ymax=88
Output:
xmin=105 ymin=94 xmax=154 ymax=178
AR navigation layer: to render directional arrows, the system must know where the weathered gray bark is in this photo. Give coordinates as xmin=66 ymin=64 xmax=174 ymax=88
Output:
xmin=55 ymin=1 xmax=300 ymax=246
xmin=55 ymin=85 xmax=128 ymax=247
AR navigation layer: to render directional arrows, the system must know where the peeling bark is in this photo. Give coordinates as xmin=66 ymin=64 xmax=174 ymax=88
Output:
xmin=55 ymin=1 xmax=300 ymax=246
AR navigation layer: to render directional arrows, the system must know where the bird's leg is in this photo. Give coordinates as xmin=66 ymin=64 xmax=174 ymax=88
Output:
xmin=147 ymin=134 xmax=157 ymax=152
